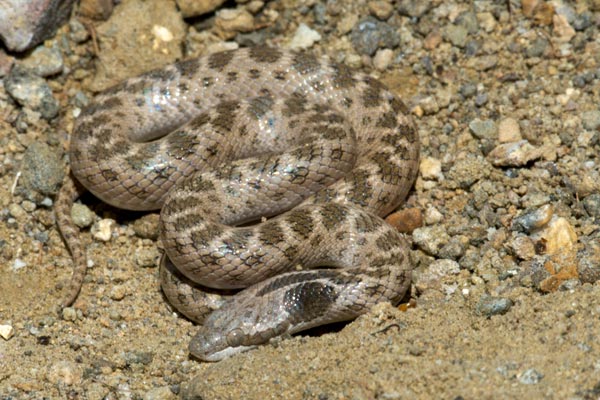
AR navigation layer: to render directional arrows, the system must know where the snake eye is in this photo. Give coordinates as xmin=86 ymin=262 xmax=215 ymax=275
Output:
xmin=226 ymin=328 xmax=245 ymax=347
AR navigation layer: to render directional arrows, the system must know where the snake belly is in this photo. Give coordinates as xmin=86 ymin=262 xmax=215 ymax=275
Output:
xmin=61 ymin=47 xmax=419 ymax=361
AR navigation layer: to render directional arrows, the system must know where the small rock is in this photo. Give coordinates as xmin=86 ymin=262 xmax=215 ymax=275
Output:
xmin=78 ymin=0 xmax=113 ymax=20
xmin=287 ymin=23 xmax=321 ymax=50
xmin=368 ymin=1 xmax=394 ymax=20
xmin=552 ymin=14 xmax=575 ymax=43
xmin=412 ymin=225 xmax=450 ymax=256
xmin=423 ymin=30 xmax=442 ymax=50
xmin=61 ymin=307 xmax=78 ymax=322
xmin=0 ymin=0 xmax=76 ymax=52
xmin=20 ymin=45 xmax=64 ymax=77
xmin=512 ymin=204 xmax=554 ymax=233
xmin=71 ymin=203 xmax=95 ymax=228
xmin=91 ymin=219 xmax=115 ymax=242
xmin=373 ymin=48 xmax=393 ymax=71
xmin=487 ymin=140 xmax=543 ymax=167
xmin=418 ymin=95 xmax=440 ymax=115
xmin=4 ymin=67 xmax=59 ymax=119
xmin=476 ymin=295 xmax=514 ymax=317
xmin=469 ymin=118 xmax=497 ymax=140
xmin=581 ymin=110 xmax=600 ymax=131
xmin=0 ymin=324 xmax=15 ymax=340
xmin=46 ymin=360 xmax=82 ymax=386
xmin=123 ymin=351 xmax=154 ymax=366
xmin=423 ymin=206 xmax=443 ymax=225
xmin=415 ymin=259 xmax=460 ymax=292
xmin=8 ymin=203 xmax=27 ymax=220
xmin=350 ymin=16 xmax=400 ymax=56
xmin=215 ymin=8 xmax=255 ymax=35
xmin=12 ymin=259 xmax=27 ymax=271
xmin=419 ymin=157 xmax=442 ymax=180
xmin=498 ymin=118 xmax=522 ymax=143
xmin=535 ymin=217 xmax=577 ymax=256
xmin=176 ymin=0 xmax=226 ymax=17
xmin=20 ymin=142 xmax=64 ymax=197
xmin=444 ymin=24 xmax=468 ymax=48
xmin=109 ymin=285 xmax=128 ymax=301
xmin=446 ymin=156 xmax=491 ymax=189
xmin=509 ymin=235 xmax=536 ymax=260
xmin=69 ymin=19 xmax=90 ymax=43
xmin=477 ymin=12 xmax=497 ymax=32
xmin=518 ymin=368 xmax=543 ymax=385
xmin=132 ymin=213 xmax=160 ymax=240
xmin=395 ymin=0 xmax=432 ymax=18
xmin=583 ymin=194 xmax=600 ymax=219
xmin=135 ymin=247 xmax=161 ymax=268
xmin=385 ymin=208 xmax=422 ymax=233
xmin=144 ymin=386 xmax=177 ymax=400
xmin=526 ymin=37 xmax=549 ymax=58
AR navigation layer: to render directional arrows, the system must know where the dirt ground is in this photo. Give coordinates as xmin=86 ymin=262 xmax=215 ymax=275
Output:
xmin=1 ymin=0 xmax=600 ymax=399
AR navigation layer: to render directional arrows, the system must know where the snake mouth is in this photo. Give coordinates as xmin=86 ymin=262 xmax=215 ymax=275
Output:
xmin=188 ymin=336 xmax=257 ymax=362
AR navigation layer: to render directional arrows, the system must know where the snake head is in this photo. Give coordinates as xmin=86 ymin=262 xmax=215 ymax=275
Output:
xmin=188 ymin=295 xmax=291 ymax=362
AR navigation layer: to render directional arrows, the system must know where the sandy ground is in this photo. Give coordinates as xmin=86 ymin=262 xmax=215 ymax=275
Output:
xmin=1 ymin=0 xmax=600 ymax=399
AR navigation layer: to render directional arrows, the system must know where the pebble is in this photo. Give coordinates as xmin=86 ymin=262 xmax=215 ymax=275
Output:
xmin=176 ymin=0 xmax=226 ymax=17
xmin=395 ymin=0 xmax=432 ymax=18
xmin=583 ymin=194 xmax=600 ymax=219
xmin=368 ymin=1 xmax=394 ymax=20
xmin=476 ymin=295 xmax=514 ymax=317
xmin=78 ymin=0 xmax=113 ymax=20
xmin=419 ymin=157 xmax=442 ymax=180
xmin=69 ymin=19 xmax=90 ymax=43
xmin=415 ymin=259 xmax=460 ymax=292
xmin=12 ymin=258 xmax=27 ymax=271
xmin=20 ymin=142 xmax=64 ymax=197
xmin=446 ymin=156 xmax=491 ymax=189
xmin=509 ymin=235 xmax=536 ymax=260
xmin=468 ymin=118 xmax=497 ymax=140
xmin=71 ymin=203 xmax=95 ymax=228
xmin=350 ymin=16 xmax=400 ymax=56
xmin=518 ymin=368 xmax=543 ymax=385
xmin=61 ymin=307 xmax=78 ymax=322
xmin=8 ymin=203 xmax=27 ymax=220
xmin=135 ymin=246 xmax=161 ymax=268
xmin=423 ymin=206 xmax=443 ymax=225
xmin=487 ymin=140 xmax=543 ymax=167
xmin=123 ymin=351 xmax=154 ymax=366
xmin=477 ymin=12 xmax=497 ymax=33
xmin=215 ymin=8 xmax=255 ymax=35
xmin=20 ymin=45 xmax=64 ymax=77
xmin=552 ymin=14 xmax=576 ymax=43
xmin=535 ymin=217 xmax=578 ymax=256
xmin=0 ymin=324 xmax=15 ymax=340
xmin=511 ymin=204 xmax=554 ymax=233
xmin=444 ymin=24 xmax=468 ymax=48
xmin=46 ymin=360 xmax=82 ymax=386
xmin=526 ymin=37 xmax=549 ymax=58
xmin=91 ymin=219 xmax=115 ymax=242
xmin=0 ymin=0 xmax=76 ymax=51
xmin=109 ymin=285 xmax=128 ymax=301
xmin=144 ymin=386 xmax=177 ymax=400
xmin=581 ymin=110 xmax=600 ymax=131
xmin=497 ymin=118 xmax=522 ymax=143
xmin=373 ymin=48 xmax=393 ymax=71
xmin=412 ymin=226 xmax=450 ymax=256
xmin=288 ymin=23 xmax=321 ymax=50
xmin=385 ymin=208 xmax=422 ymax=233
xmin=4 ymin=67 xmax=59 ymax=119
xmin=132 ymin=213 xmax=160 ymax=240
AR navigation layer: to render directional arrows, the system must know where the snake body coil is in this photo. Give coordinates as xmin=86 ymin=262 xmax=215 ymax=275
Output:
xmin=56 ymin=47 xmax=419 ymax=361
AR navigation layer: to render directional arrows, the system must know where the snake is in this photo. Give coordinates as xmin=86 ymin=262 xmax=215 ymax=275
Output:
xmin=55 ymin=47 xmax=419 ymax=361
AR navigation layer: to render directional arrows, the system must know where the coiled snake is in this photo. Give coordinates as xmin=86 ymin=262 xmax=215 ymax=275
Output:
xmin=56 ymin=47 xmax=419 ymax=361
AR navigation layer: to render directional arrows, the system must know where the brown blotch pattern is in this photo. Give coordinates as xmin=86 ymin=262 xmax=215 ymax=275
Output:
xmin=208 ymin=50 xmax=235 ymax=71
xmin=249 ymin=47 xmax=283 ymax=63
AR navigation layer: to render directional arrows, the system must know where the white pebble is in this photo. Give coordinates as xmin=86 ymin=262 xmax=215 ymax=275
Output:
xmin=91 ymin=219 xmax=115 ymax=242
xmin=288 ymin=23 xmax=322 ymax=50
xmin=0 ymin=324 xmax=15 ymax=340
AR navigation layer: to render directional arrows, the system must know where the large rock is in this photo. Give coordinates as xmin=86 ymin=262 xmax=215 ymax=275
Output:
xmin=0 ymin=0 xmax=76 ymax=52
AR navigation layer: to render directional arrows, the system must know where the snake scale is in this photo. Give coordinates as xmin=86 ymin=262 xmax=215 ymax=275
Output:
xmin=55 ymin=47 xmax=419 ymax=361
